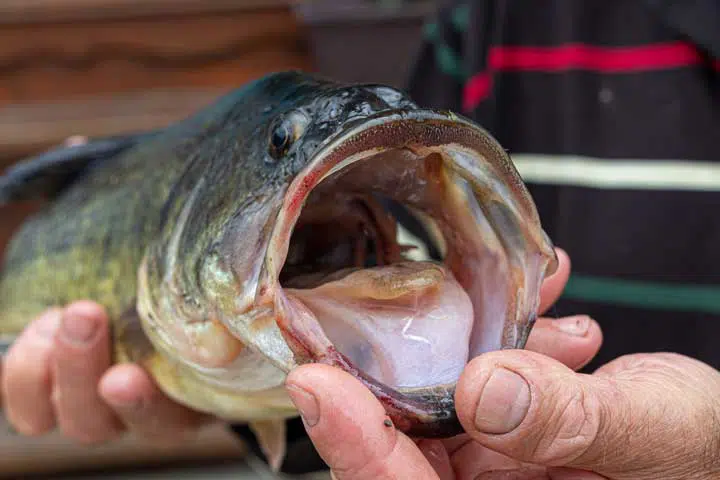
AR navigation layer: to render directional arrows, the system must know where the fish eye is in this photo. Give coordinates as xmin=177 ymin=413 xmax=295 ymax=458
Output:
xmin=267 ymin=111 xmax=309 ymax=161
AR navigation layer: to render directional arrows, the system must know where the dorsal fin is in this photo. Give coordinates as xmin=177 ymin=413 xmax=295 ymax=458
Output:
xmin=0 ymin=131 xmax=159 ymax=205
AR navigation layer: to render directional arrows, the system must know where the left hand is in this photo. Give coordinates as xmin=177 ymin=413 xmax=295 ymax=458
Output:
xmin=1 ymin=302 xmax=211 ymax=444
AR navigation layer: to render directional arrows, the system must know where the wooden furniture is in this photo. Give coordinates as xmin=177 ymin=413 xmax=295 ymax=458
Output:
xmin=0 ymin=0 xmax=312 ymax=256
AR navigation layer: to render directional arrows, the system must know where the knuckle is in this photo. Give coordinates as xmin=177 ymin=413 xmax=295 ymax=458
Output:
xmin=329 ymin=426 xmax=400 ymax=478
xmin=526 ymin=385 xmax=602 ymax=465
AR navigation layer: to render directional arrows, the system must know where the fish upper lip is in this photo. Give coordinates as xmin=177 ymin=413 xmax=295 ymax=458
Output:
xmin=259 ymin=107 xmax=499 ymax=290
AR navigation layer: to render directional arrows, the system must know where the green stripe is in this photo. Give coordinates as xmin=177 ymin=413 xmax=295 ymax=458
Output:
xmin=563 ymin=275 xmax=720 ymax=315
xmin=450 ymin=4 xmax=470 ymax=32
xmin=423 ymin=20 xmax=438 ymax=39
xmin=436 ymin=45 xmax=468 ymax=80
xmin=421 ymin=4 xmax=470 ymax=81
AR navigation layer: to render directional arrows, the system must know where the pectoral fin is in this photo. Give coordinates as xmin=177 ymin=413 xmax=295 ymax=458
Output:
xmin=0 ymin=131 xmax=159 ymax=205
xmin=249 ymin=419 xmax=287 ymax=473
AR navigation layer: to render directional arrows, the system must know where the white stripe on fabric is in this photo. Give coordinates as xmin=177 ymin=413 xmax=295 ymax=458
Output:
xmin=511 ymin=154 xmax=720 ymax=191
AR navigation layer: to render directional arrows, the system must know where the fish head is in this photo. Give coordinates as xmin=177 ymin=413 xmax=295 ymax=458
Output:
xmin=137 ymin=71 xmax=558 ymax=437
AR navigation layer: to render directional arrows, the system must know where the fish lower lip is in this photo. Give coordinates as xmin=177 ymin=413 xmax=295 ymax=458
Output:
xmin=323 ymin=347 xmax=464 ymax=438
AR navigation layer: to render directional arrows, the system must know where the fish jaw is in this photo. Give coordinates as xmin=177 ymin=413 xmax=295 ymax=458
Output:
xmin=218 ymin=109 xmax=558 ymax=437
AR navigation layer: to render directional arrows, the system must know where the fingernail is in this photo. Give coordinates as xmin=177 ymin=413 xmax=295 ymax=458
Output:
xmin=35 ymin=309 xmax=62 ymax=338
xmin=555 ymin=315 xmax=591 ymax=337
xmin=475 ymin=368 xmax=530 ymax=434
xmin=286 ymin=384 xmax=320 ymax=428
xmin=61 ymin=310 xmax=98 ymax=344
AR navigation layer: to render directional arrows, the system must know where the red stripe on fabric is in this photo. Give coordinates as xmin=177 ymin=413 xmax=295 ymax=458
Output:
xmin=488 ymin=42 xmax=704 ymax=72
xmin=462 ymin=41 xmax=714 ymax=112
xmin=462 ymin=72 xmax=492 ymax=113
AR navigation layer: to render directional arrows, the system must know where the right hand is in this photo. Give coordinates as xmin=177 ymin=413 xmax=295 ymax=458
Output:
xmin=1 ymin=301 xmax=211 ymax=444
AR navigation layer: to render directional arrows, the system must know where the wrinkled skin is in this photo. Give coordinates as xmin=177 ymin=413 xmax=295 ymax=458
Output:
xmin=290 ymin=352 xmax=720 ymax=480
xmin=1 ymin=72 xmax=557 ymax=445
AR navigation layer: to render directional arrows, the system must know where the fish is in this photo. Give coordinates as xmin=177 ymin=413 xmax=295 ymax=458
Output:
xmin=0 ymin=71 xmax=557 ymax=470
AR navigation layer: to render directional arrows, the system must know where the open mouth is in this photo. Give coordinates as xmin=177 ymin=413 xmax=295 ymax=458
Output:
xmin=256 ymin=110 xmax=557 ymax=437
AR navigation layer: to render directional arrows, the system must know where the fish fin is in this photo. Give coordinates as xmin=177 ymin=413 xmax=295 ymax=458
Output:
xmin=249 ymin=419 xmax=287 ymax=473
xmin=0 ymin=131 xmax=159 ymax=205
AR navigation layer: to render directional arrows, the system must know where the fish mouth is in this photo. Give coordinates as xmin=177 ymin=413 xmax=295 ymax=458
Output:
xmin=248 ymin=110 xmax=556 ymax=437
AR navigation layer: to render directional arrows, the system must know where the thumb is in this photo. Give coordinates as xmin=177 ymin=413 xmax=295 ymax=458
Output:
xmin=455 ymin=350 xmax=720 ymax=480
xmin=285 ymin=364 xmax=440 ymax=480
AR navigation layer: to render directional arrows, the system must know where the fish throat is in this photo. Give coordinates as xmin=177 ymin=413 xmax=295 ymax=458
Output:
xmin=278 ymin=154 xmax=475 ymax=392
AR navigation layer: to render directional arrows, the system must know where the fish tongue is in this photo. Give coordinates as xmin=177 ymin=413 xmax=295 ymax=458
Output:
xmin=286 ymin=261 xmax=474 ymax=390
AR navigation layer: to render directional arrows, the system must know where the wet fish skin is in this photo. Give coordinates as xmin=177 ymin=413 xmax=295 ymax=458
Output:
xmin=0 ymin=71 xmax=430 ymax=400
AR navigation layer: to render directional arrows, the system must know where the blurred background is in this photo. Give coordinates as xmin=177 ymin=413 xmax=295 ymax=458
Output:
xmin=0 ymin=1 xmax=436 ymax=478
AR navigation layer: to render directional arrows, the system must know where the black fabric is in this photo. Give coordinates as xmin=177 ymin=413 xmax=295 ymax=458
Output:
xmin=526 ymin=185 xmax=720 ymax=285
xmin=485 ymin=69 xmax=718 ymax=161
xmin=557 ymin=299 xmax=720 ymax=372
xmin=230 ymin=417 xmax=327 ymax=474
xmin=408 ymin=0 xmax=720 ymax=371
xmin=643 ymin=0 xmax=720 ymax=59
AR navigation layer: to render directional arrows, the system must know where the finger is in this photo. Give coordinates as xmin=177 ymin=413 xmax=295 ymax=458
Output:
xmin=525 ymin=316 xmax=602 ymax=370
xmin=538 ymin=248 xmax=570 ymax=315
xmin=2 ymin=308 xmax=62 ymax=435
xmin=286 ymin=364 xmax=437 ymax=480
xmin=417 ymin=440 xmax=454 ymax=480
xmin=51 ymin=302 xmax=124 ymax=443
xmin=99 ymin=363 xmax=210 ymax=444
xmin=448 ymin=438 xmax=528 ymax=478
xmin=455 ymin=350 xmax=720 ymax=479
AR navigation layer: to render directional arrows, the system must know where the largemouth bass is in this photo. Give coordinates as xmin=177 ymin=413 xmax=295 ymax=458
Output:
xmin=0 ymin=71 xmax=557 ymax=468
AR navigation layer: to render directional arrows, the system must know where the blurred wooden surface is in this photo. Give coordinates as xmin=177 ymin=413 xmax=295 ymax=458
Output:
xmin=0 ymin=420 xmax=247 ymax=478
xmin=0 ymin=88 xmax=225 ymax=166
xmin=0 ymin=0 xmax=311 ymax=258
xmin=0 ymin=2 xmax=311 ymax=475
xmin=0 ymin=6 xmax=310 ymax=107
xmin=0 ymin=0 xmax=289 ymax=24
xmin=0 ymin=1 xmax=311 ymax=145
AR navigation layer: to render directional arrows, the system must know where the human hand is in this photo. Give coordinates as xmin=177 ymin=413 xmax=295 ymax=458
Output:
xmin=284 ymin=246 xmax=720 ymax=480
xmin=1 ymin=301 xmax=211 ymax=444
xmin=287 ymin=349 xmax=720 ymax=480
xmin=448 ymin=350 xmax=720 ymax=480
xmin=284 ymin=249 xmax=614 ymax=478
